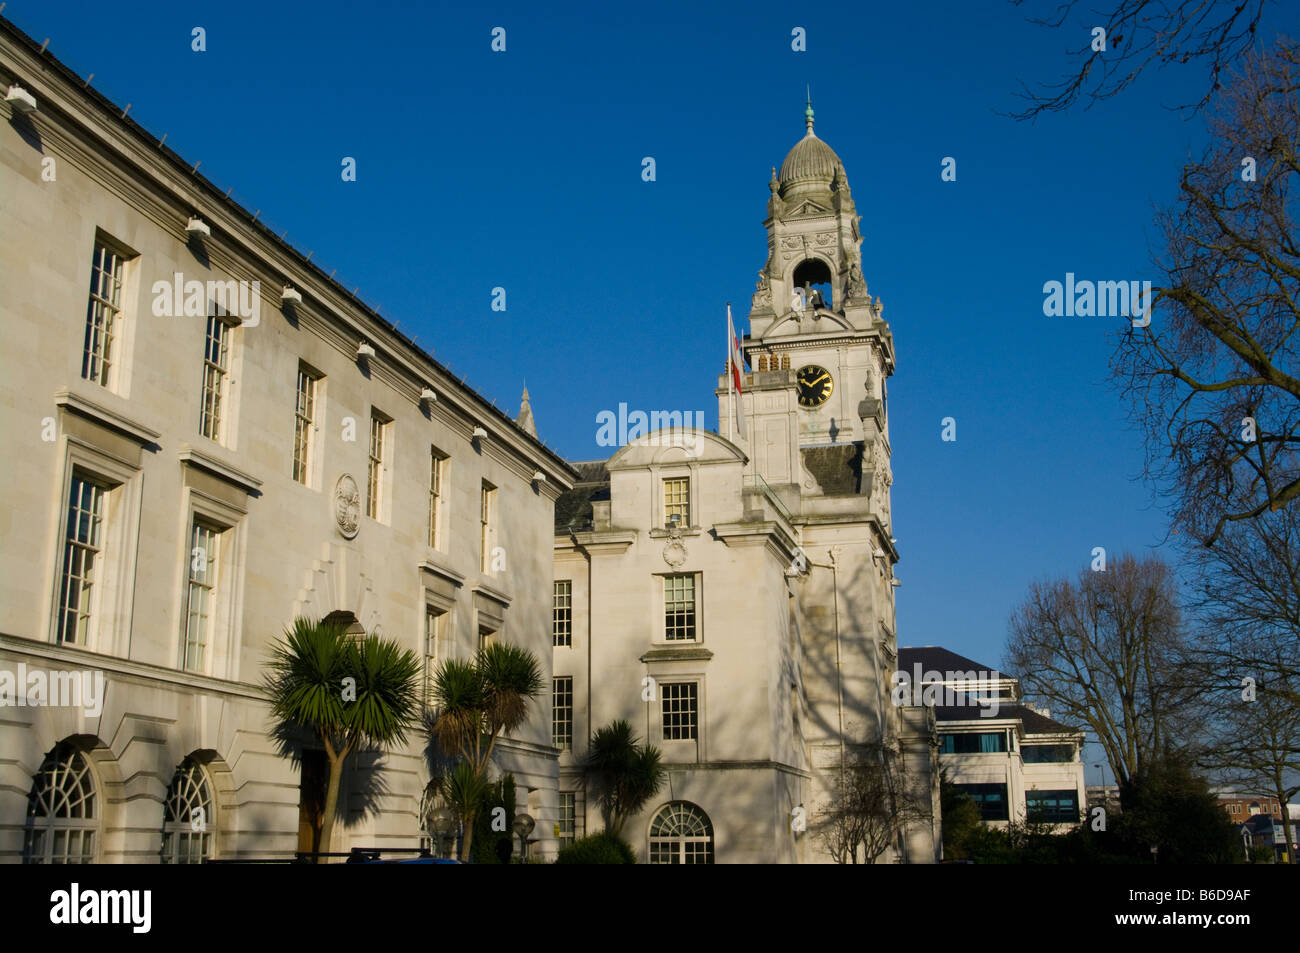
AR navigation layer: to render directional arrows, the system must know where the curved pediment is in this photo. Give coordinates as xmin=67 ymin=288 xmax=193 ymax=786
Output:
xmin=761 ymin=310 xmax=853 ymax=338
xmin=607 ymin=428 xmax=746 ymax=470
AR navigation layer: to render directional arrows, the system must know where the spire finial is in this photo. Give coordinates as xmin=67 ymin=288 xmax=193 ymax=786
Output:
xmin=804 ymin=85 xmax=815 ymax=136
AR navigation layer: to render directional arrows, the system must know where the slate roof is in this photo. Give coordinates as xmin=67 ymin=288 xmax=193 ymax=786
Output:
xmin=554 ymin=460 xmax=610 ymax=533
xmin=898 ymin=646 xmax=997 ymax=675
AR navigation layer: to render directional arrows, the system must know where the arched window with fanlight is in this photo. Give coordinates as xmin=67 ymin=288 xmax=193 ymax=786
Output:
xmin=161 ymin=757 xmax=214 ymax=863
xmin=648 ymin=801 xmax=714 ymax=864
xmin=23 ymin=741 xmax=98 ymax=864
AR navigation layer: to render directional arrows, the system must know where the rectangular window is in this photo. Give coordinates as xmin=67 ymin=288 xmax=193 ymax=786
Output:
xmin=292 ymin=365 xmax=319 ymax=485
xmin=553 ymin=580 xmax=572 ymax=647
xmin=200 ymin=316 xmax=232 ymax=441
xmin=939 ymin=731 xmax=1008 ymax=754
xmin=424 ymin=606 xmax=445 ymax=704
xmin=81 ymin=242 xmax=127 ymax=387
xmin=428 ymin=448 xmax=446 ymax=548
xmin=558 ymin=792 xmax=577 ymax=845
xmin=661 ymin=682 xmax=698 ymax=741
xmin=183 ymin=521 xmax=220 ymax=672
xmin=480 ymin=481 xmax=496 ymax=573
xmin=663 ymin=574 xmax=696 ymax=641
xmin=367 ymin=411 xmax=388 ymax=520
xmin=1025 ymin=789 xmax=1079 ymax=824
xmin=664 ymin=477 xmax=689 ymax=526
xmin=956 ymin=783 xmax=1009 ymax=821
xmin=1022 ymin=744 xmax=1074 ymax=764
xmin=56 ymin=474 xmax=108 ymax=644
xmin=552 ymin=676 xmax=573 ymax=750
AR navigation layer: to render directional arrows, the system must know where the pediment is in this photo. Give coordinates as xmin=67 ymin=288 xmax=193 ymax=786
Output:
xmin=789 ymin=200 xmax=829 ymax=217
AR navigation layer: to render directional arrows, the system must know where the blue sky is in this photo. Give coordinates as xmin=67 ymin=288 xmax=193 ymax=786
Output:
xmin=10 ymin=0 xmax=1287 ymax=784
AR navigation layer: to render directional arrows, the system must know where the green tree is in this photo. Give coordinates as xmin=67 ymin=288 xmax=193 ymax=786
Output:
xmin=264 ymin=617 xmax=421 ymax=860
xmin=471 ymin=774 xmax=517 ymax=864
xmin=939 ymin=771 xmax=983 ymax=861
xmin=555 ymin=831 xmax=636 ymax=864
xmin=582 ymin=720 xmax=664 ymax=835
xmin=1113 ymin=755 xmax=1242 ymax=863
xmin=428 ymin=642 xmax=542 ymax=861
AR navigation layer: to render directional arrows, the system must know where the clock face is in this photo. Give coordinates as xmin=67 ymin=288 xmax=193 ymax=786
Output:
xmin=796 ymin=364 xmax=834 ymax=407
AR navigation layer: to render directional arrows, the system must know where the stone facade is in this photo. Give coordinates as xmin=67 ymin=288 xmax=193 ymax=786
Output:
xmin=0 ymin=19 xmax=574 ymax=863
xmin=552 ymin=105 xmax=941 ymax=863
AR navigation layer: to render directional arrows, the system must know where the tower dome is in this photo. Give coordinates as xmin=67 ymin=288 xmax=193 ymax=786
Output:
xmin=777 ymin=98 xmax=843 ymax=195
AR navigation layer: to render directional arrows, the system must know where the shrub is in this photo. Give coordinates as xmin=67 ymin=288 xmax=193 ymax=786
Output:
xmin=555 ymin=831 xmax=636 ymax=864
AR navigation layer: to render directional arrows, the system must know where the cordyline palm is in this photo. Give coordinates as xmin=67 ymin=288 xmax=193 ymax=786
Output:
xmin=429 ymin=642 xmax=542 ymax=861
xmin=583 ymin=719 xmax=664 ymax=835
xmin=264 ymin=617 xmax=421 ymax=861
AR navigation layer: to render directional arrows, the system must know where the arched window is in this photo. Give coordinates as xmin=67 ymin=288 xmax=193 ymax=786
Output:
xmin=24 ymin=741 xmax=98 ymax=864
xmin=648 ymin=801 xmax=714 ymax=864
xmin=161 ymin=757 xmax=214 ymax=863
xmin=792 ymin=258 xmax=833 ymax=311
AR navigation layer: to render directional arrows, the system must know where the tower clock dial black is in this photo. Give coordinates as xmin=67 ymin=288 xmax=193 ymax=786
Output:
xmin=796 ymin=364 xmax=833 ymax=407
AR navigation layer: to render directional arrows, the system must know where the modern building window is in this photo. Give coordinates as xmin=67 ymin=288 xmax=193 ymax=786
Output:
xmin=553 ymin=580 xmax=572 ymax=647
xmin=182 ymin=521 xmax=220 ymax=673
xmin=552 ymin=676 xmax=573 ymax=750
xmin=663 ymin=476 xmax=690 ymax=526
xmin=480 ymin=481 xmax=496 ymax=573
xmin=424 ymin=606 xmax=446 ymax=704
xmin=1025 ymin=789 xmax=1080 ymax=824
xmin=428 ymin=447 xmax=446 ymax=548
xmin=200 ymin=315 xmax=232 ymax=441
xmin=81 ymin=241 xmax=127 ymax=387
xmin=23 ymin=742 xmax=98 ymax=864
xmin=161 ymin=758 xmax=214 ymax=863
xmin=558 ymin=792 xmax=577 ymax=846
xmin=939 ymin=731 xmax=1008 ymax=754
xmin=292 ymin=365 xmax=320 ymax=485
xmin=663 ymin=574 xmax=697 ymax=641
xmin=661 ymin=682 xmax=698 ymax=741
xmin=367 ymin=411 xmax=389 ymax=520
xmin=956 ymin=783 xmax=1009 ymax=821
xmin=648 ymin=801 xmax=714 ymax=864
xmin=1022 ymin=743 xmax=1074 ymax=764
xmin=56 ymin=473 xmax=108 ymax=645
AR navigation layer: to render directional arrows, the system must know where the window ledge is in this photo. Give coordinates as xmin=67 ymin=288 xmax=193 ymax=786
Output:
xmin=648 ymin=527 xmax=702 ymax=539
xmin=641 ymin=646 xmax=713 ymax=663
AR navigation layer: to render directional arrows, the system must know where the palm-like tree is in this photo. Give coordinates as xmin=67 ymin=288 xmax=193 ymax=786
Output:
xmin=264 ymin=617 xmax=421 ymax=860
xmin=428 ymin=642 xmax=542 ymax=861
xmin=583 ymin=719 xmax=664 ymax=835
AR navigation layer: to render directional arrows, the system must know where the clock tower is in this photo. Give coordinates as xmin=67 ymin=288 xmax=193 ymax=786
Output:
xmin=721 ymin=99 xmax=897 ymax=531
xmin=717 ymin=103 xmax=922 ymax=848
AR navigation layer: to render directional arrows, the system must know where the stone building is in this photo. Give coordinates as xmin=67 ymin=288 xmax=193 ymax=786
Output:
xmin=552 ymin=103 xmax=940 ymax=863
xmin=0 ymin=17 xmax=574 ymax=863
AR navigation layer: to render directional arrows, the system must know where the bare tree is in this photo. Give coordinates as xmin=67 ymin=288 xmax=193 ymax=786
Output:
xmin=1005 ymin=553 xmax=1197 ymax=789
xmin=817 ymin=739 xmax=931 ymax=864
xmin=1187 ymin=504 xmax=1300 ymax=697
xmin=1183 ymin=505 xmax=1300 ymax=862
xmin=1113 ymin=40 xmax=1300 ymax=545
xmin=1198 ymin=656 xmax=1300 ymax=863
xmin=1008 ymin=0 xmax=1269 ymax=119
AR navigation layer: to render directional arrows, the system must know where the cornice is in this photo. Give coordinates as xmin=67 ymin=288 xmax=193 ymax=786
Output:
xmin=177 ymin=443 xmax=263 ymax=494
xmin=0 ymin=23 xmax=577 ymax=490
xmin=54 ymin=388 xmax=160 ymax=445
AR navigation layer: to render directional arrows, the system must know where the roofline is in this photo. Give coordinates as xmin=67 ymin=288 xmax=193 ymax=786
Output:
xmin=0 ymin=13 xmax=578 ymax=483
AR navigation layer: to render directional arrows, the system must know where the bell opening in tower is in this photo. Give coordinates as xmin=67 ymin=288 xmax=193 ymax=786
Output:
xmin=792 ymin=258 xmax=833 ymax=312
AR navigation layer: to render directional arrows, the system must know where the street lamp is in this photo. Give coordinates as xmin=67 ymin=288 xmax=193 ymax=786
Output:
xmin=513 ymin=813 xmax=535 ymax=863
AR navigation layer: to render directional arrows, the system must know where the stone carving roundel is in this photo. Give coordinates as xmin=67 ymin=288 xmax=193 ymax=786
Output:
xmin=334 ymin=474 xmax=361 ymax=539
xmin=663 ymin=540 xmax=687 ymax=569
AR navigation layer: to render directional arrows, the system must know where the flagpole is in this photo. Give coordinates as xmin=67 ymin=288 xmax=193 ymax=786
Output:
xmin=728 ymin=304 xmax=734 ymax=443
